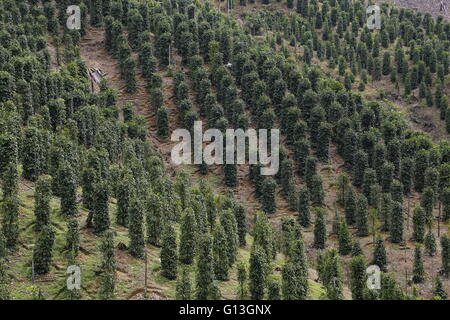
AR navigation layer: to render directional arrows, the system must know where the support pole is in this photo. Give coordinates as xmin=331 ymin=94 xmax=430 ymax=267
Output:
xmin=144 ymin=249 xmax=148 ymax=299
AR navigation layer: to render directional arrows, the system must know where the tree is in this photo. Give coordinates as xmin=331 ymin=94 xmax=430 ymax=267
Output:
xmin=116 ymin=173 xmax=134 ymax=227
xmin=373 ymin=143 xmax=386 ymax=180
xmin=381 ymin=162 xmax=394 ymax=192
xmin=387 ymin=138 xmax=402 ymax=179
xmin=0 ymin=255 xmax=8 ymax=299
xmin=425 ymin=229 xmax=437 ymax=257
xmin=0 ymin=72 xmax=15 ymax=103
xmin=442 ymin=187 xmax=450 ymax=222
xmin=344 ymin=186 xmax=357 ymax=225
xmin=400 ymin=157 xmax=414 ymax=194
xmin=421 ymin=187 xmax=434 ymax=220
xmin=213 ymin=225 xmax=229 ymax=281
xmin=412 ymin=244 xmax=425 ymax=283
xmin=200 ymin=182 xmax=217 ymax=231
xmin=1 ymin=196 xmax=19 ymax=251
xmin=34 ymin=175 xmax=52 ymax=231
xmin=332 ymin=213 xmax=341 ymax=239
xmin=92 ymin=181 xmax=110 ymax=234
xmin=156 ymin=106 xmax=169 ymax=137
xmin=439 ymin=96 xmax=448 ymax=121
xmin=261 ymin=177 xmax=277 ymax=213
xmin=373 ymin=57 xmax=382 ymax=81
xmin=127 ymin=9 xmax=143 ymax=49
xmin=338 ymin=220 xmax=352 ymax=255
xmin=99 ymin=231 xmax=116 ymax=300
xmin=382 ymin=52 xmax=391 ymax=75
xmin=121 ymin=56 xmax=136 ymax=94
xmin=267 ymin=278 xmax=281 ymax=300
xmin=179 ymin=208 xmax=197 ymax=265
xmin=295 ymin=138 xmax=310 ymax=177
xmin=90 ymin=0 xmax=103 ymax=27
xmin=415 ymin=150 xmax=429 ymax=192
xmin=368 ymin=210 xmax=380 ymax=245
xmin=249 ymin=245 xmax=267 ymax=300
xmin=281 ymin=262 xmax=297 ymax=300
xmin=21 ymin=126 xmax=42 ymax=181
xmin=221 ymin=209 xmax=239 ymax=267
xmin=81 ymin=168 xmax=97 ymax=212
xmin=446 ymin=106 xmax=450 ymax=133
xmin=128 ymin=197 xmax=145 ymax=259
xmin=196 ymin=234 xmax=214 ymax=300
xmin=441 ymin=235 xmax=450 ymax=277
xmin=58 ymin=161 xmax=78 ymax=217
xmin=310 ymin=174 xmax=325 ymax=205
xmin=66 ymin=217 xmax=79 ymax=258
xmin=204 ymin=281 xmax=220 ymax=300
xmin=297 ymin=0 xmax=309 ymax=16
xmin=379 ymin=273 xmax=404 ymax=300
xmin=432 ymin=276 xmax=448 ymax=300
xmin=390 ymin=180 xmax=403 ymax=205
xmin=363 ymin=168 xmax=377 ymax=198
xmin=280 ymin=159 xmax=294 ymax=193
xmin=390 ymin=201 xmax=404 ymax=244
xmin=33 ymin=225 xmax=55 ymax=275
xmin=281 ymin=217 xmax=298 ymax=257
xmin=224 ymin=164 xmax=237 ymax=187
xmin=352 ymin=241 xmax=364 ymax=257
xmin=282 ymin=235 xmax=309 ymax=300
xmin=176 ymin=268 xmax=192 ymax=300
xmin=356 ymin=195 xmax=369 ymax=237
xmin=1 ymin=162 xmax=18 ymax=201
xmin=236 ymin=261 xmax=248 ymax=299
xmin=146 ymin=192 xmax=163 ymax=246
xmin=373 ymin=238 xmax=387 ymax=272
xmin=349 ymin=255 xmax=367 ymax=300
xmin=0 ymin=230 xmax=6 ymax=260
xmin=337 ymin=173 xmax=350 ymax=207
xmin=378 ymin=193 xmax=392 ymax=232
xmin=304 ymin=156 xmax=317 ymax=188
xmin=160 ymin=223 xmax=178 ymax=280
xmin=317 ymin=249 xmax=344 ymax=300
xmin=298 ymin=187 xmax=311 ymax=227
xmin=353 ymin=150 xmax=368 ymax=187
xmin=234 ymin=203 xmax=247 ymax=247
xmin=317 ymin=122 xmax=332 ymax=161
xmin=313 ymin=207 xmax=327 ymax=249
xmin=250 ymin=163 xmax=264 ymax=198
xmin=412 ymin=207 xmax=426 ymax=243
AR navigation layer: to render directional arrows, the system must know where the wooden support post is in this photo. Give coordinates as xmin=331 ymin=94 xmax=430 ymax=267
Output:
xmin=407 ymin=195 xmax=410 ymax=231
xmin=438 ymin=201 xmax=441 ymax=238
xmin=144 ymin=249 xmax=148 ymax=299
xmin=32 ymin=257 xmax=35 ymax=283
xmin=168 ymin=44 xmax=171 ymax=66
xmin=404 ymin=245 xmax=408 ymax=294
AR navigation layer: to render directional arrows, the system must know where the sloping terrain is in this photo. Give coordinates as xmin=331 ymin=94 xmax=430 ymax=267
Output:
xmin=1 ymin=0 xmax=449 ymax=301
